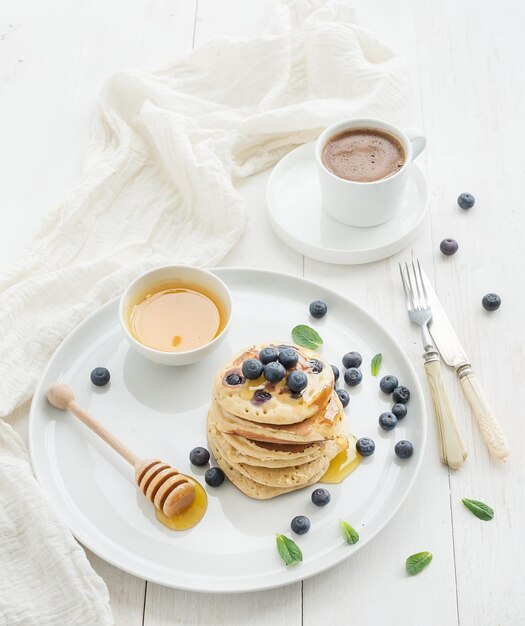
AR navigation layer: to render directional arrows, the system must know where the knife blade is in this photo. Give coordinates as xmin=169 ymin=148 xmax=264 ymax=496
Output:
xmin=421 ymin=270 xmax=510 ymax=462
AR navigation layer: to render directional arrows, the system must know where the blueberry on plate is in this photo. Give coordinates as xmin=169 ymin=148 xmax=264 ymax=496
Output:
xmin=342 ymin=351 xmax=362 ymax=369
xmin=205 ymin=467 xmax=225 ymax=487
xmin=379 ymin=412 xmax=397 ymax=431
xmin=264 ymin=361 xmax=286 ymax=383
xmin=392 ymin=385 xmax=411 ymax=404
xmin=482 ymin=293 xmax=501 ymax=311
xmin=90 ymin=367 xmax=110 ymax=386
xmin=331 ymin=365 xmax=340 ymax=383
xmin=336 ymin=388 xmax=350 ymax=408
xmin=391 ymin=403 xmax=408 ymax=420
xmin=291 ymin=515 xmax=311 ymax=535
xmin=225 ymin=372 xmax=244 ymax=386
xmin=356 ymin=437 xmax=375 ymax=457
xmin=259 ymin=346 xmax=279 ymax=364
xmin=311 ymin=488 xmax=331 ymax=507
xmin=440 ymin=238 xmax=459 ymax=256
xmin=287 ymin=370 xmax=308 ymax=393
xmin=457 ymin=192 xmax=475 ymax=209
xmin=344 ymin=368 xmax=362 ymax=387
xmin=379 ymin=375 xmax=398 ymax=394
xmin=242 ymin=358 xmax=264 ymax=380
xmin=395 ymin=440 xmax=414 ymax=459
xmin=309 ymin=300 xmax=328 ymax=319
xmin=189 ymin=447 xmax=210 ymax=466
xmin=278 ymin=347 xmax=298 ymax=369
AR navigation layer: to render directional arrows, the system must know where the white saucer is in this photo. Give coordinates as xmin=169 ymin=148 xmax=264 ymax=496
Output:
xmin=266 ymin=142 xmax=429 ymax=265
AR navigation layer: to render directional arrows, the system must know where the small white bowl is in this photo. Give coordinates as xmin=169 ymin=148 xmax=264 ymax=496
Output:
xmin=119 ymin=265 xmax=232 ymax=366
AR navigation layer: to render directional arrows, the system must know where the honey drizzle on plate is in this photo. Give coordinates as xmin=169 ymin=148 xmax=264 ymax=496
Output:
xmin=320 ymin=438 xmax=362 ymax=484
xmin=155 ymin=478 xmax=208 ymax=530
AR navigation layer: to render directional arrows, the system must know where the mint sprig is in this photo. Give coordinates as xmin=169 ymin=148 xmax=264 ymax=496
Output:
xmin=406 ymin=551 xmax=432 ymax=576
xmin=276 ymin=534 xmax=302 ymax=565
xmin=462 ymin=498 xmax=494 ymax=521
xmin=371 ymin=353 xmax=382 ymax=376
xmin=291 ymin=325 xmax=323 ymax=349
xmin=340 ymin=519 xmax=359 ymax=545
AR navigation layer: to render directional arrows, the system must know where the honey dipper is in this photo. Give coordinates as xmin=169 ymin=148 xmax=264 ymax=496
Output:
xmin=47 ymin=383 xmax=196 ymax=517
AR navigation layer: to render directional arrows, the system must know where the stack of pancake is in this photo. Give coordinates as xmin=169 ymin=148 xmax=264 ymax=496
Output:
xmin=207 ymin=343 xmax=352 ymax=499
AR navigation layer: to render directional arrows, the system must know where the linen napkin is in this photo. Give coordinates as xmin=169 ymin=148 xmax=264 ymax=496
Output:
xmin=0 ymin=0 xmax=407 ymax=623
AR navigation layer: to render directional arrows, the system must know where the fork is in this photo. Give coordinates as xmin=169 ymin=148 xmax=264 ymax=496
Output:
xmin=399 ymin=260 xmax=468 ymax=470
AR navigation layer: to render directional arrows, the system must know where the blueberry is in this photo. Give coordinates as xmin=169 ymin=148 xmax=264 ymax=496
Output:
xmin=90 ymin=367 xmax=110 ymax=386
xmin=457 ymin=193 xmax=475 ymax=209
xmin=331 ymin=365 xmax=340 ymax=383
xmin=309 ymin=359 xmax=324 ymax=374
xmin=287 ymin=370 xmax=308 ymax=393
xmin=242 ymin=358 xmax=264 ymax=380
xmin=394 ymin=440 xmax=414 ymax=459
xmin=392 ymin=386 xmax=411 ymax=404
xmin=311 ymin=488 xmax=331 ymax=507
xmin=344 ymin=368 xmax=362 ymax=387
xmin=205 ymin=467 xmax=225 ymax=487
xmin=482 ymin=293 xmax=501 ymax=311
xmin=379 ymin=412 xmax=397 ymax=430
xmin=189 ymin=447 xmax=210 ymax=466
xmin=278 ymin=347 xmax=298 ymax=369
xmin=264 ymin=361 xmax=286 ymax=383
xmin=259 ymin=346 xmax=279 ymax=364
xmin=342 ymin=351 xmax=362 ymax=369
xmin=356 ymin=437 xmax=375 ymax=457
xmin=309 ymin=300 xmax=328 ymax=319
xmin=440 ymin=238 xmax=459 ymax=256
xmin=336 ymin=388 xmax=350 ymax=408
xmin=290 ymin=515 xmax=311 ymax=535
xmin=391 ymin=403 xmax=408 ymax=420
xmin=225 ymin=372 xmax=244 ymax=386
xmin=379 ymin=375 xmax=398 ymax=394
xmin=252 ymin=390 xmax=272 ymax=405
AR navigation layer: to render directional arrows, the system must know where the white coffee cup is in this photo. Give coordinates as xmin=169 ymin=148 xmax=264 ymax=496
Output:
xmin=316 ymin=118 xmax=426 ymax=227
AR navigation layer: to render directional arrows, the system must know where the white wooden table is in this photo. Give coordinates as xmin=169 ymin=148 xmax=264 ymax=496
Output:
xmin=2 ymin=1 xmax=524 ymax=624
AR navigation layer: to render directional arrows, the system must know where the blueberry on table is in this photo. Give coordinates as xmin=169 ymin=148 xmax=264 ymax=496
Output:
xmin=291 ymin=515 xmax=311 ymax=535
xmin=205 ymin=467 xmax=225 ymax=487
xmin=344 ymin=368 xmax=362 ymax=387
xmin=391 ymin=403 xmax=408 ymax=420
xmin=278 ymin=347 xmax=299 ymax=369
xmin=311 ymin=488 xmax=331 ymax=507
xmin=395 ymin=440 xmax=414 ymax=459
xmin=90 ymin=367 xmax=110 ymax=386
xmin=336 ymin=388 xmax=350 ymax=408
xmin=392 ymin=386 xmax=411 ymax=404
xmin=331 ymin=365 xmax=340 ymax=383
xmin=379 ymin=412 xmax=397 ymax=430
xmin=242 ymin=358 xmax=264 ymax=380
xmin=309 ymin=300 xmax=328 ymax=318
xmin=264 ymin=361 xmax=286 ymax=383
xmin=482 ymin=293 xmax=501 ymax=311
xmin=379 ymin=375 xmax=398 ymax=394
xmin=225 ymin=372 xmax=244 ymax=386
xmin=342 ymin=351 xmax=362 ymax=369
xmin=440 ymin=238 xmax=459 ymax=256
xmin=189 ymin=447 xmax=210 ymax=466
xmin=259 ymin=346 xmax=279 ymax=364
xmin=356 ymin=437 xmax=375 ymax=457
xmin=287 ymin=370 xmax=308 ymax=393
xmin=457 ymin=193 xmax=475 ymax=209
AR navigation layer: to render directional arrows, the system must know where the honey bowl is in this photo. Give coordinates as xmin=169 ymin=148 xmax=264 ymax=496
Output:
xmin=119 ymin=265 xmax=232 ymax=365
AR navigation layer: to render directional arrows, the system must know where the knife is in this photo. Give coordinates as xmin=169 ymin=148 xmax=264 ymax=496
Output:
xmin=422 ymin=271 xmax=510 ymax=462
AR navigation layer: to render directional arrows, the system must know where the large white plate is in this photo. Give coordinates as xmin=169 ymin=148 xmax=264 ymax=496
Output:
xmin=266 ymin=142 xmax=429 ymax=265
xmin=29 ymin=268 xmax=426 ymax=593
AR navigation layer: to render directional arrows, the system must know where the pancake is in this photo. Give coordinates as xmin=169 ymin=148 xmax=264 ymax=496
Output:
xmin=213 ymin=343 xmax=334 ymax=425
xmin=208 ymin=391 xmax=345 ymax=445
xmin=221 ymin=432 xmax=324 ymax=467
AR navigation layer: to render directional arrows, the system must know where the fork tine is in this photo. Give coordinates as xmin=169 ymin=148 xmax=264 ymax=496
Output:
xmin=417 ymin=259 xmax=429 ymax=308
xmin=405 ymin=261 xmax=418 ymax=310
xmin=398 ymin=263 xmax=412 ymax=311
xmin=411 ymin=259 xmax=423 ymax=308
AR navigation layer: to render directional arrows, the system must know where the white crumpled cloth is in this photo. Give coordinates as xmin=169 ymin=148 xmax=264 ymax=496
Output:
xmin=0 ymin=1 xmax=407 ymax=623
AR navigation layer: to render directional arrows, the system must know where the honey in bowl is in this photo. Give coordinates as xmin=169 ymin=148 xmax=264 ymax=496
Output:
xmin=128 ymin=282 xmax=227 ymax=353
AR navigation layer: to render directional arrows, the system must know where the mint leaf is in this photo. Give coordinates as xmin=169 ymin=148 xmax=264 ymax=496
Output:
xmin=462 ymin=498 xmax=494 ymax=521
xmin=340 ymin=519 xmax=359 ymax=545
xmin=276 ymin=534 xmax=302 ymax=565
xmin=406 ymin=551 xmax=432 ymax=576
xmin=291 ymin=325 xmax=323 ymax=349
xmin=371 ymin=353 xmax=382 ymax=376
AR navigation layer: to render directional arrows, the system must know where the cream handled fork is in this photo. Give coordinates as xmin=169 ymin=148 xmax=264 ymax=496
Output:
xmin=399 ymin=260 xmax=468 ymax=470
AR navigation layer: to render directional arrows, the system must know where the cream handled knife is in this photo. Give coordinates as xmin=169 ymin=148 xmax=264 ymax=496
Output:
xmin=422 ymin=272 xmax=510 ymax=462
